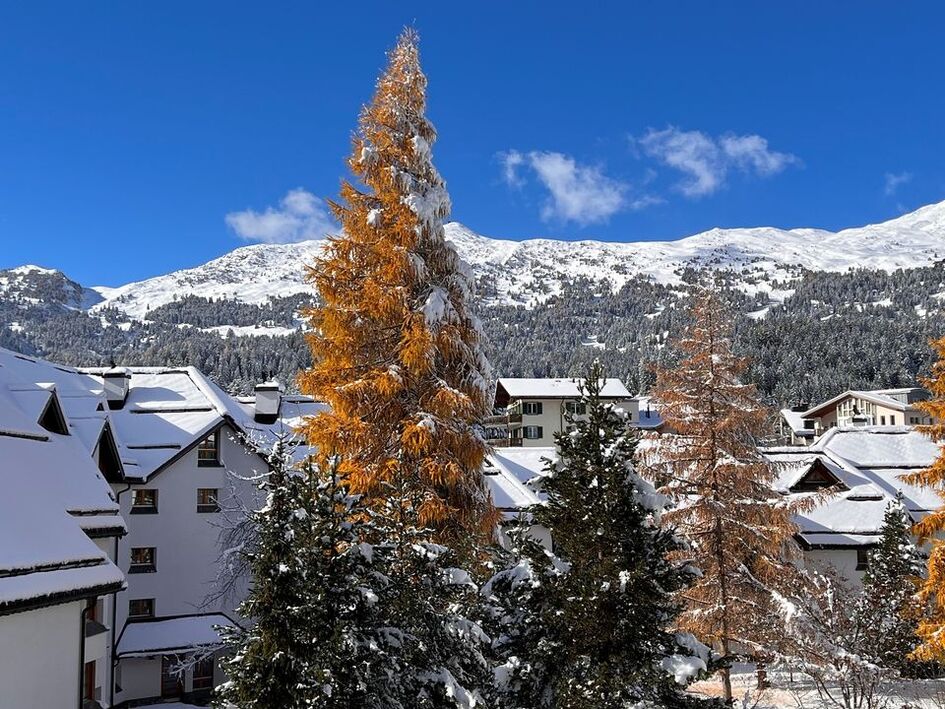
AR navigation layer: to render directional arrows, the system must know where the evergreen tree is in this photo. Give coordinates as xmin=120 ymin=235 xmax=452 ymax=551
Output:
xmin=860 ymin=492 xmax=925 ymax=675
xmin=216 ymin=442 xmax=324 ymax=709
xmin=905 ymin=335 xmax=945 ymax=661
xmin=298 ymin=29 xmax=496 ymax=546
xmin=217 ymin=445 xmax=386 ymax=708
xmin=486 ymin=363 xmax=715 ymax=709
xmin=644 ymin=287 xmax=800 ymax=703
xmin=369 ymin=477 xmax=493 ymax=708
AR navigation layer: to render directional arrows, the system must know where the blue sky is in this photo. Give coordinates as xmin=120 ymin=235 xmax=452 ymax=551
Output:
xmin=1 ymin=2 xmax=944 ymax=285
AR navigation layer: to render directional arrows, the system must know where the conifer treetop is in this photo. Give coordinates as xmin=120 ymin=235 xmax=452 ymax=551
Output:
xmin=299 ymin=29 xmax=496 ymax=544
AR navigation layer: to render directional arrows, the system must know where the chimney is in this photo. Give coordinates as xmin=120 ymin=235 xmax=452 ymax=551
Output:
xmin=254 ymin=380 xmax=284 ymax=424
xmin=625 ymin=397 xmax=641 ymax=424
xmin=102 ymin=367 xmax=132 ymax=410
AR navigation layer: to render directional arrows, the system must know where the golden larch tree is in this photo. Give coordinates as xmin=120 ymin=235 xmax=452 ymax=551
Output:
xmin=298 ymin=30 xmax=496 ymax=546
xmin=904 ymin=335 xmax=945 ymax=661
xmin=643 ymin=287 xmax=800 ymax=703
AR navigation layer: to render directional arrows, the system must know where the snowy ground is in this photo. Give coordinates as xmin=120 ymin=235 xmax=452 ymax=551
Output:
xmin=689 ymin=666 xmax=945 ymax=708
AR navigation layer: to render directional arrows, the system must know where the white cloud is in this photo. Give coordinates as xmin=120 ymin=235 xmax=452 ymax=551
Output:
xmin=225 ymin=188 xmax=336 ymax=243
xmin=500 ymin=150 xmax=640 ymax=225
xmin=884 ymin=171 xmax=912 ymax=197
xmin=638 ymin=127 xmax=798 ymax=197
xmin=499 ymin=150 xmax=526 ymax=188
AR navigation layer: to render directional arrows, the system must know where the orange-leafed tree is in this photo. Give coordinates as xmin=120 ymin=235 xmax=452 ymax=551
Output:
xmin=905 ymin=335 xmax=945 ymax=661
xmin=298 ymin=30 xmax=496 ymax=547
xmin=643 ymin=287 xmax=800 ymax=703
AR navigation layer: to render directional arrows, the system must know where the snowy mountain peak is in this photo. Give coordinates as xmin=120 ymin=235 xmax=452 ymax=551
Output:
xmin=10 ymin=199 xmax=943 ymax=320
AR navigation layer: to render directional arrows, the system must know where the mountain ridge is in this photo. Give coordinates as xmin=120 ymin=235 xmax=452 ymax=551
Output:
xmin=6 ymin=200 xmax=945 ymax=320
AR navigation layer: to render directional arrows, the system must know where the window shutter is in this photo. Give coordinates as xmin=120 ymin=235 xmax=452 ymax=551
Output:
xmin=537 ymin=426 xmax=543 ymax=438
xmin=536 ymin=402 xmax=543 ymax=415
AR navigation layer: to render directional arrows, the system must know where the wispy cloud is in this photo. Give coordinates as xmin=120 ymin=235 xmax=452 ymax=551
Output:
xmin=884 ymin=171 xmax=912 ymax=197
xmin=225 ymin=188 xmax=336 ymax=243
xmin=637 ymin=127 xmax=798 ymax=197
xmin=500 ymin=150 xmax=651 ymax=225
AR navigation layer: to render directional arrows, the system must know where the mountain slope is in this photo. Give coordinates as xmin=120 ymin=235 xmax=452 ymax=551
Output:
xmin=88 ymin=201 xmax=945 ymax=319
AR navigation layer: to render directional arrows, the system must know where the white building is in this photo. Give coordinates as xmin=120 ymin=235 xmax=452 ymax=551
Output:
xmin=485 ymin=377 xmax=650 ymax=448
xmin=779 ymin=387 xmax=932 ymax=445
xmin=0 ymin=347 xmax=324 ymax=706
xmin=764 ymin=426 xmax=940 ymax=583
xmin=0 ymin=353 xmax=126 ymax=709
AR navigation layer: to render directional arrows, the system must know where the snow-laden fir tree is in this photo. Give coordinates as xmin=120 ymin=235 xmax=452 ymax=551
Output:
xmin=217 ymin=444 xmax=385 ymax=708
xmin=485 ymin=363 xmax=716 ymax=709
xmin=859 ymin=492 xmax=926 ymax=675
xmin=299 ymin=29 xmax=496 ymax=547
xmin=367 ymin=476 xmax=493 ymax=708
xmin=644 ymin=287 xmax=800 ymax=704
xmin=904 ymin=335 xmax=945 ymax=662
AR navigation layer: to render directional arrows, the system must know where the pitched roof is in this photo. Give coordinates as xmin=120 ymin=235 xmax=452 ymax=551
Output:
xmin=763 ymin=426 xmax=943 ymax=547
xmin=496 ymin=378 xmax=630 ymax=400
xmin=116 ymin=612 xmax=235 ymax=657
xmin=801 ymin=389 xmax=921 ymax=418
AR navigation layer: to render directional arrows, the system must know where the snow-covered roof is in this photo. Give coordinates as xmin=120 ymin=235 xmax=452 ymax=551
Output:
xmin=801 ymin=389 xmax=921 ymax=418
xmin=763 ymin=426 xmax=943 ymax=547
xmin=483 ymin=447 xmax=556 ymax=518
xmin=779 ymin=408 xmax=815 ymax=437
xmin=0 ymin=485 xmax=124 ymax=613
xmin=117 ymin=613 xmax=235 ymax=657
xmin=496 ymin=378 xmax=631 ymax=400
xmin=234 ymin=394 xmax=328 ymax=462
xmin=0 ymin=352 xmax=125 ymax=612
xmin=76 ymin=365 xmax=281 ymax=481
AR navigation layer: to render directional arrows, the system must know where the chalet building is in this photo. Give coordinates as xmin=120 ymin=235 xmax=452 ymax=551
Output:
xmin=780 ymin=387 xmax=932 ymax=445
xmin=0 ymin=352 xmax=125 ymax=709
xmin=764 ymin=426 xmax=940 ymax=584
xmin=484 ymin=377 xmax=657 ymax=448
xmin=0 ymin=347 xmax=323 ymax=707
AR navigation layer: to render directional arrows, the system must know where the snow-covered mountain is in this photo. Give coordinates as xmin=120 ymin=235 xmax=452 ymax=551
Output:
xmin=40 ymin=199 xmax=945 ymax=319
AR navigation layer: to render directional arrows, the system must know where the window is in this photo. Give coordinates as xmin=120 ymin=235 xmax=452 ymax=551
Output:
xmin=523 ymin=425 xmax=543 ymax=440
xmin=889 ymin=415 xmax=896 ymax=425
xmin=197 ymin=488 xmax=220 ymax=513
xmin=128 ymin=598 xmax=154 ymax=618
xmin=129 ymin=547 xmax=156 ymax=574
xmin=192 ymin=656 xmax=214 ymax=692
xmin=564 ymin=401 xmax=586 ymax=415
xmin=856 ymin=548 xmax=870 ymax=571
xmin=522 ymin=402 xmax=543 ymax=416
xmin=197 ymin=431 xmax=220 ymax=467
xmin=130 ymin=489 xmax=158 ymax=514
xmin=880 ymin=416 xmax=886 ymax=425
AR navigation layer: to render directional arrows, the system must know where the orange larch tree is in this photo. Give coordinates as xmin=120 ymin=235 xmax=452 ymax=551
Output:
xmin=905 ymin=335 xmax=945 ymax=661
xmin=644 ymin=287 xmax=800 ymax=703
xmin=298 ymin=30 xmax=496 ymax=546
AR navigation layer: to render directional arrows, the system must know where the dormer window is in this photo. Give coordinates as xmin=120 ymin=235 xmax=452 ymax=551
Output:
xmin=790 ymin=459 xmax=843 ymax=493
xmin=38 ymin=393 xmax=69 ymax=435
xmin=197 ymin=430 xmax=221 ymax=467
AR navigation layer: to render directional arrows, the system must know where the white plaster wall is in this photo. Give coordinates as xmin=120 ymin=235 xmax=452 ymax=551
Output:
xmin=0 ymin=601 xmax=83 ymax=709
xmin=805 ymin=549 xmax=865 ymax=588
xmin=116 ymin=656 xmax=162 ymax=703
xmin=115 ymin=424 xmax=264 ymax=631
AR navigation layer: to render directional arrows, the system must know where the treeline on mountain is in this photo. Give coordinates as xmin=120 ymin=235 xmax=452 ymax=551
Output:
xmin=2 ymin=262 xmax=944 ymax=406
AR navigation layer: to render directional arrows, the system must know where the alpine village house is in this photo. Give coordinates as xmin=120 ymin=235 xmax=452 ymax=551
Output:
xmin=0 ymin=342 xmax=942 ymax=708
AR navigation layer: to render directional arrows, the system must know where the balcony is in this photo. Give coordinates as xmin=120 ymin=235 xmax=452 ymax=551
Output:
xmin=486 ymin=437 xmax=523 ymax=448
xmin=483 ymin=412 xmax=522 ymax=426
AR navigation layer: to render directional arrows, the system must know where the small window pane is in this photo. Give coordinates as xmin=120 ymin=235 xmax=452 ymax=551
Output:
xmin=130 ymin=547 xmax=156 ymax=573
xmin=197 ymin=431 xmax=220 ymax=467
xmin=131 ymin=489 xmax=158 ymax=514
xmin=128 ymin=599 xmax=154 ymax=618
xmin=192 ymin=656 xmax=214 ymax=691
xmin=197 ymin=488 xmax=220 ymax=513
